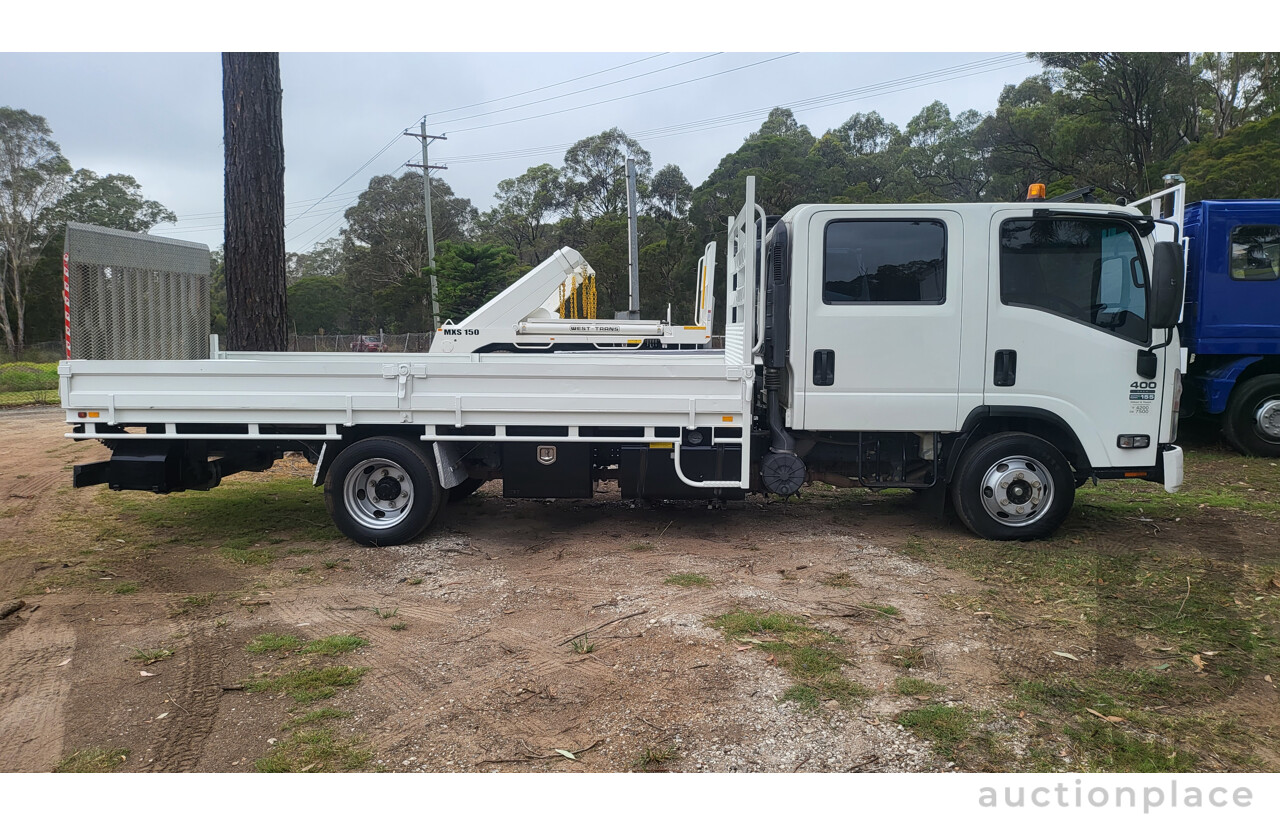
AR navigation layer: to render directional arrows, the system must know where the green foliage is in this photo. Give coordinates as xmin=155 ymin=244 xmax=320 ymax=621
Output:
xmin=1170 ymin=112 xmax=1280 ymax=200
xmin=287 ymin=275 xmax=349 ymax=334
xmin=432 ymin=241 xmax=522 ymax=322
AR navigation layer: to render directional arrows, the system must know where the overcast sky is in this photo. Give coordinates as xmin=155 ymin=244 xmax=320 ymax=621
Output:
xmin=0 ymin=51 xmax=1040 ymax=254
xmin=4 ymin=2 xmax=1250 ymax=258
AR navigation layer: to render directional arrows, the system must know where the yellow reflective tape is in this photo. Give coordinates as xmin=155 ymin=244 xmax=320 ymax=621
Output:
xmin=649 ymin=442 xmax=674 ymax=450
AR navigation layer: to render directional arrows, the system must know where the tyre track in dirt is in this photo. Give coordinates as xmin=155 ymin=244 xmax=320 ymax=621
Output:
xmin=0 ymin=609 xmax=76 ymax=771
xmin=144 ymin=611 xmax=225 ymax=772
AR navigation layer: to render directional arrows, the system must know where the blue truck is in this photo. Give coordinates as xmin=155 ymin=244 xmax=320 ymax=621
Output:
xmin=1180 ymin=199 xmax=1280 ymax=456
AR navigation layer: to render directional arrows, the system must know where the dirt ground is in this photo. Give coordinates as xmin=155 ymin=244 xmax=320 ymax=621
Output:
xmin=1 ymin=406 xmax=1276 ymax=773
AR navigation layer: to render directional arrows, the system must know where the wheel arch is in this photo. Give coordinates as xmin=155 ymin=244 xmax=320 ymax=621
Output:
xmin=949 ymin=406 xmax=1092 ymax=483
xmin=312 ymin=425 xmax=442 ymax=488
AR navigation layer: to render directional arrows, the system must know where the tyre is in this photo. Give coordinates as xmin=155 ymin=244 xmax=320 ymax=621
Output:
xmin=447 ymin=477 xmax=486 ymax=503
xmin=1221 ymin=375 xmax=1280 ymax=457
xmin=950 ymin=432 xmax=1074 ymax=541
xmin=323 ymin=437 xmax=443 ymax=546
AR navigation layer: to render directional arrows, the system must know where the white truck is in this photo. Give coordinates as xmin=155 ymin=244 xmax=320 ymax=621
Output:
xmin=59 ymin=178 xmax=1186 ymax=545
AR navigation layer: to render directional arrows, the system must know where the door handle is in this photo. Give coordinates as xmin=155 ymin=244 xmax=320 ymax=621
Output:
xmin=813 ymin=349 xmax=835 ymax=386
xmin=994 ymin=350 xmax=1017 ymax=387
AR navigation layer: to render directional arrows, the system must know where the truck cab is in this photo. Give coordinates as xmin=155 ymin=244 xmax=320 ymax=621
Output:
xmin=756 ymin=194 xmax=1186 ymax=539
xmin=1180 ymin=200 xmax=1280 ymax=455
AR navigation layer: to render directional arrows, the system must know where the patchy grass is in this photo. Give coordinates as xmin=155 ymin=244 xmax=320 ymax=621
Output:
xmin=628 ymin=542 xmax=655 ymax=552
xmin=284 ymin=707 xmax=354 ymax=730
xmin=894 ymin=677 xmax=946 ymax=696
xmin=373 ymin=607 xmax=399 ymax=620
xmin=885 ymin=436 xmax=1280 ymax=771
xmin=633 ymin=745 xmax=679 ymax=772
xmin=860 ymin=603 xmax=900 ymax=616
xmin=218 ymin=540 xmax=274 ymax=566
xmin=882 ymin=645 xmax=927 ymax=670
xmin=246 ymin=666 xmax=368 ymax=705
xmin=301 ymin=635 xmax=368 ymax=656
xmin=390 ymin=622 xmax=407 ymax=631
xmin=54 ymin=747 xmax=129 ymax=772
xmin=255 ymin=729 xmax=372 ymax=773
xmin=245 ymin=634 xmax=368 ymax=657
xmin=108 ymin=477 xmax=340 ymax=562
xmin=664 ymin=572 xmax=711 ymax=588
xmin=712 ymin=610 xmax=871 ymax=709
xmin=130 ymin=648 xmax=174 ymax=665
xmin=181 ymin=593 xmax=216 ymax=608
xmin=111 ymin=581 xmax=139 ymax=595
xmin=406 ymin=577 xmax=424 ymax=585
xmin=819 ymin=572 xmax=857 ymax=589
xmin=1063 ymin=719 xmax=1197 ymax=772
xmin=898 ymin=704 xmax=980 ymax=761
xmin=246 ymin=634 xmax=303 ymax=654
xmin=570 ymin=636 xmax=595 ymax=654
xmin=711 ymin=610 xmax=812 ymax=638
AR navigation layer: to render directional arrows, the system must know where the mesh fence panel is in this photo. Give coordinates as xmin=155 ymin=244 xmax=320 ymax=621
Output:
xmin=288 ymin=333 xmax=432 ymax=352
xmin=65 ymin=222 xmax=211 ymax=360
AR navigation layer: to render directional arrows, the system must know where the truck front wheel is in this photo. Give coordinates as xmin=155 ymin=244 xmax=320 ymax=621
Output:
xmin=950 ymin=432 xmax=1074 ymax=541
xmin=323 ymin=437 xmax=443 ymax=546
xmin=1222 ymin=375 xmax=1280 ymax=457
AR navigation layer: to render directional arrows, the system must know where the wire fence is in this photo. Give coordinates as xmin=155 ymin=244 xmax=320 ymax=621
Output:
xmin=288 ymin=333 xmax=433 ymax=353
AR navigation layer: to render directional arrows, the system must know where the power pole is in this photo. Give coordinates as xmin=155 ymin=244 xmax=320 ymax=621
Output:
xmin=404 ymin=119 xmax=447 ymax=330
xmin=624 ymin=157 xmax=641 ymax=320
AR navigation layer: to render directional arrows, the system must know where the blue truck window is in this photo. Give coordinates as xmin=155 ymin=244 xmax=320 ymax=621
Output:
xmin=1230 ymin=224 xmax=1280 ymax=281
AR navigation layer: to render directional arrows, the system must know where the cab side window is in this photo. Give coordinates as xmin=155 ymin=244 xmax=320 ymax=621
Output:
xmin=1000 ymin=218 xmax=1149 ymax=344
xmin=1230 ymin=225 xmax=1280 ymax=281
xmin=823 ymin=220 xmax=946 ymax=304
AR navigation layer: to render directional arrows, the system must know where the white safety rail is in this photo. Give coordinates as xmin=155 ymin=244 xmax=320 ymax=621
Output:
xmin=1130 ymin=181 xmax=1188 ymax=238
xmin=724 ymin=176 xmax=760 ymax=372
xmin=60 ymin=179 xmax=768 ymax=493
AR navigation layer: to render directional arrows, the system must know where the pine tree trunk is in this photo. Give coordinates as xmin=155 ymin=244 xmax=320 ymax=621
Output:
xmin=222 ymin=53 xmax=287 ymax=352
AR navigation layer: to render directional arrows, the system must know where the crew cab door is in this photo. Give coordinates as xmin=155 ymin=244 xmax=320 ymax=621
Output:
xmin=798 ymin=209 xmax=967 ymax=431
xmin=984 ymin=211 xmax=1165 ymax=471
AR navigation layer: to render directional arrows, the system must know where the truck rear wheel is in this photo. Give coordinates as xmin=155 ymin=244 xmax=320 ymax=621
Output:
xmin=1222 ymin=375 xmax=1280 ymax=457
xmin=950 ymin=432 xmax=1074 ymax=541
xmin=324 ymin=437 xmax=443 ymax=546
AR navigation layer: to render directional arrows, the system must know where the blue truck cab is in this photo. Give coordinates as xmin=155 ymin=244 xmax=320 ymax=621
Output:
xmin=1181 ymin=200 xmax=1280 ymax=455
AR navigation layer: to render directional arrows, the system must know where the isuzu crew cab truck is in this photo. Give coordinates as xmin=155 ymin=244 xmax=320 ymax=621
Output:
xmin=60 ymin=179 xmax=1185 ymax=545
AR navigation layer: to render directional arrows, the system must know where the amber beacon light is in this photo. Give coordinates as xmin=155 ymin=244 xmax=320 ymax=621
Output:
xmin=1026 ymin=183 xmax=1047 ymax=200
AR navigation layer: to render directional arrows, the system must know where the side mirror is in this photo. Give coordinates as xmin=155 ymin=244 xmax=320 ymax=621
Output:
xmin=1149 ymin=241 xmax=1185 ymax=328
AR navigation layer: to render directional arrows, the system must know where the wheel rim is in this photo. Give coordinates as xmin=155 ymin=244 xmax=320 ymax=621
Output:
xmin=342 ymin=458 xmax=415 ymax=530
xmin=978 ymin=455 xmax=1053 ymax=527
xmin=1255 ymin=397 xmax=1280 ymax=442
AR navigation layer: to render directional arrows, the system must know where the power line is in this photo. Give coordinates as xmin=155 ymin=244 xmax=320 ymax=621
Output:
xmin=284 ymin=117 xmax=429 ymax=229
xmin=425 ymin=52 xmax=670 ymax=118
xmin=444 ymin=53 xmax=800 ymax=135
xmin=436 ymin=54 xmax=1030 ymax=166
xmin=430 ymin=53 xmax=723 ymax=127
xmin=164 ymin=189 xmax=365 ymax=223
